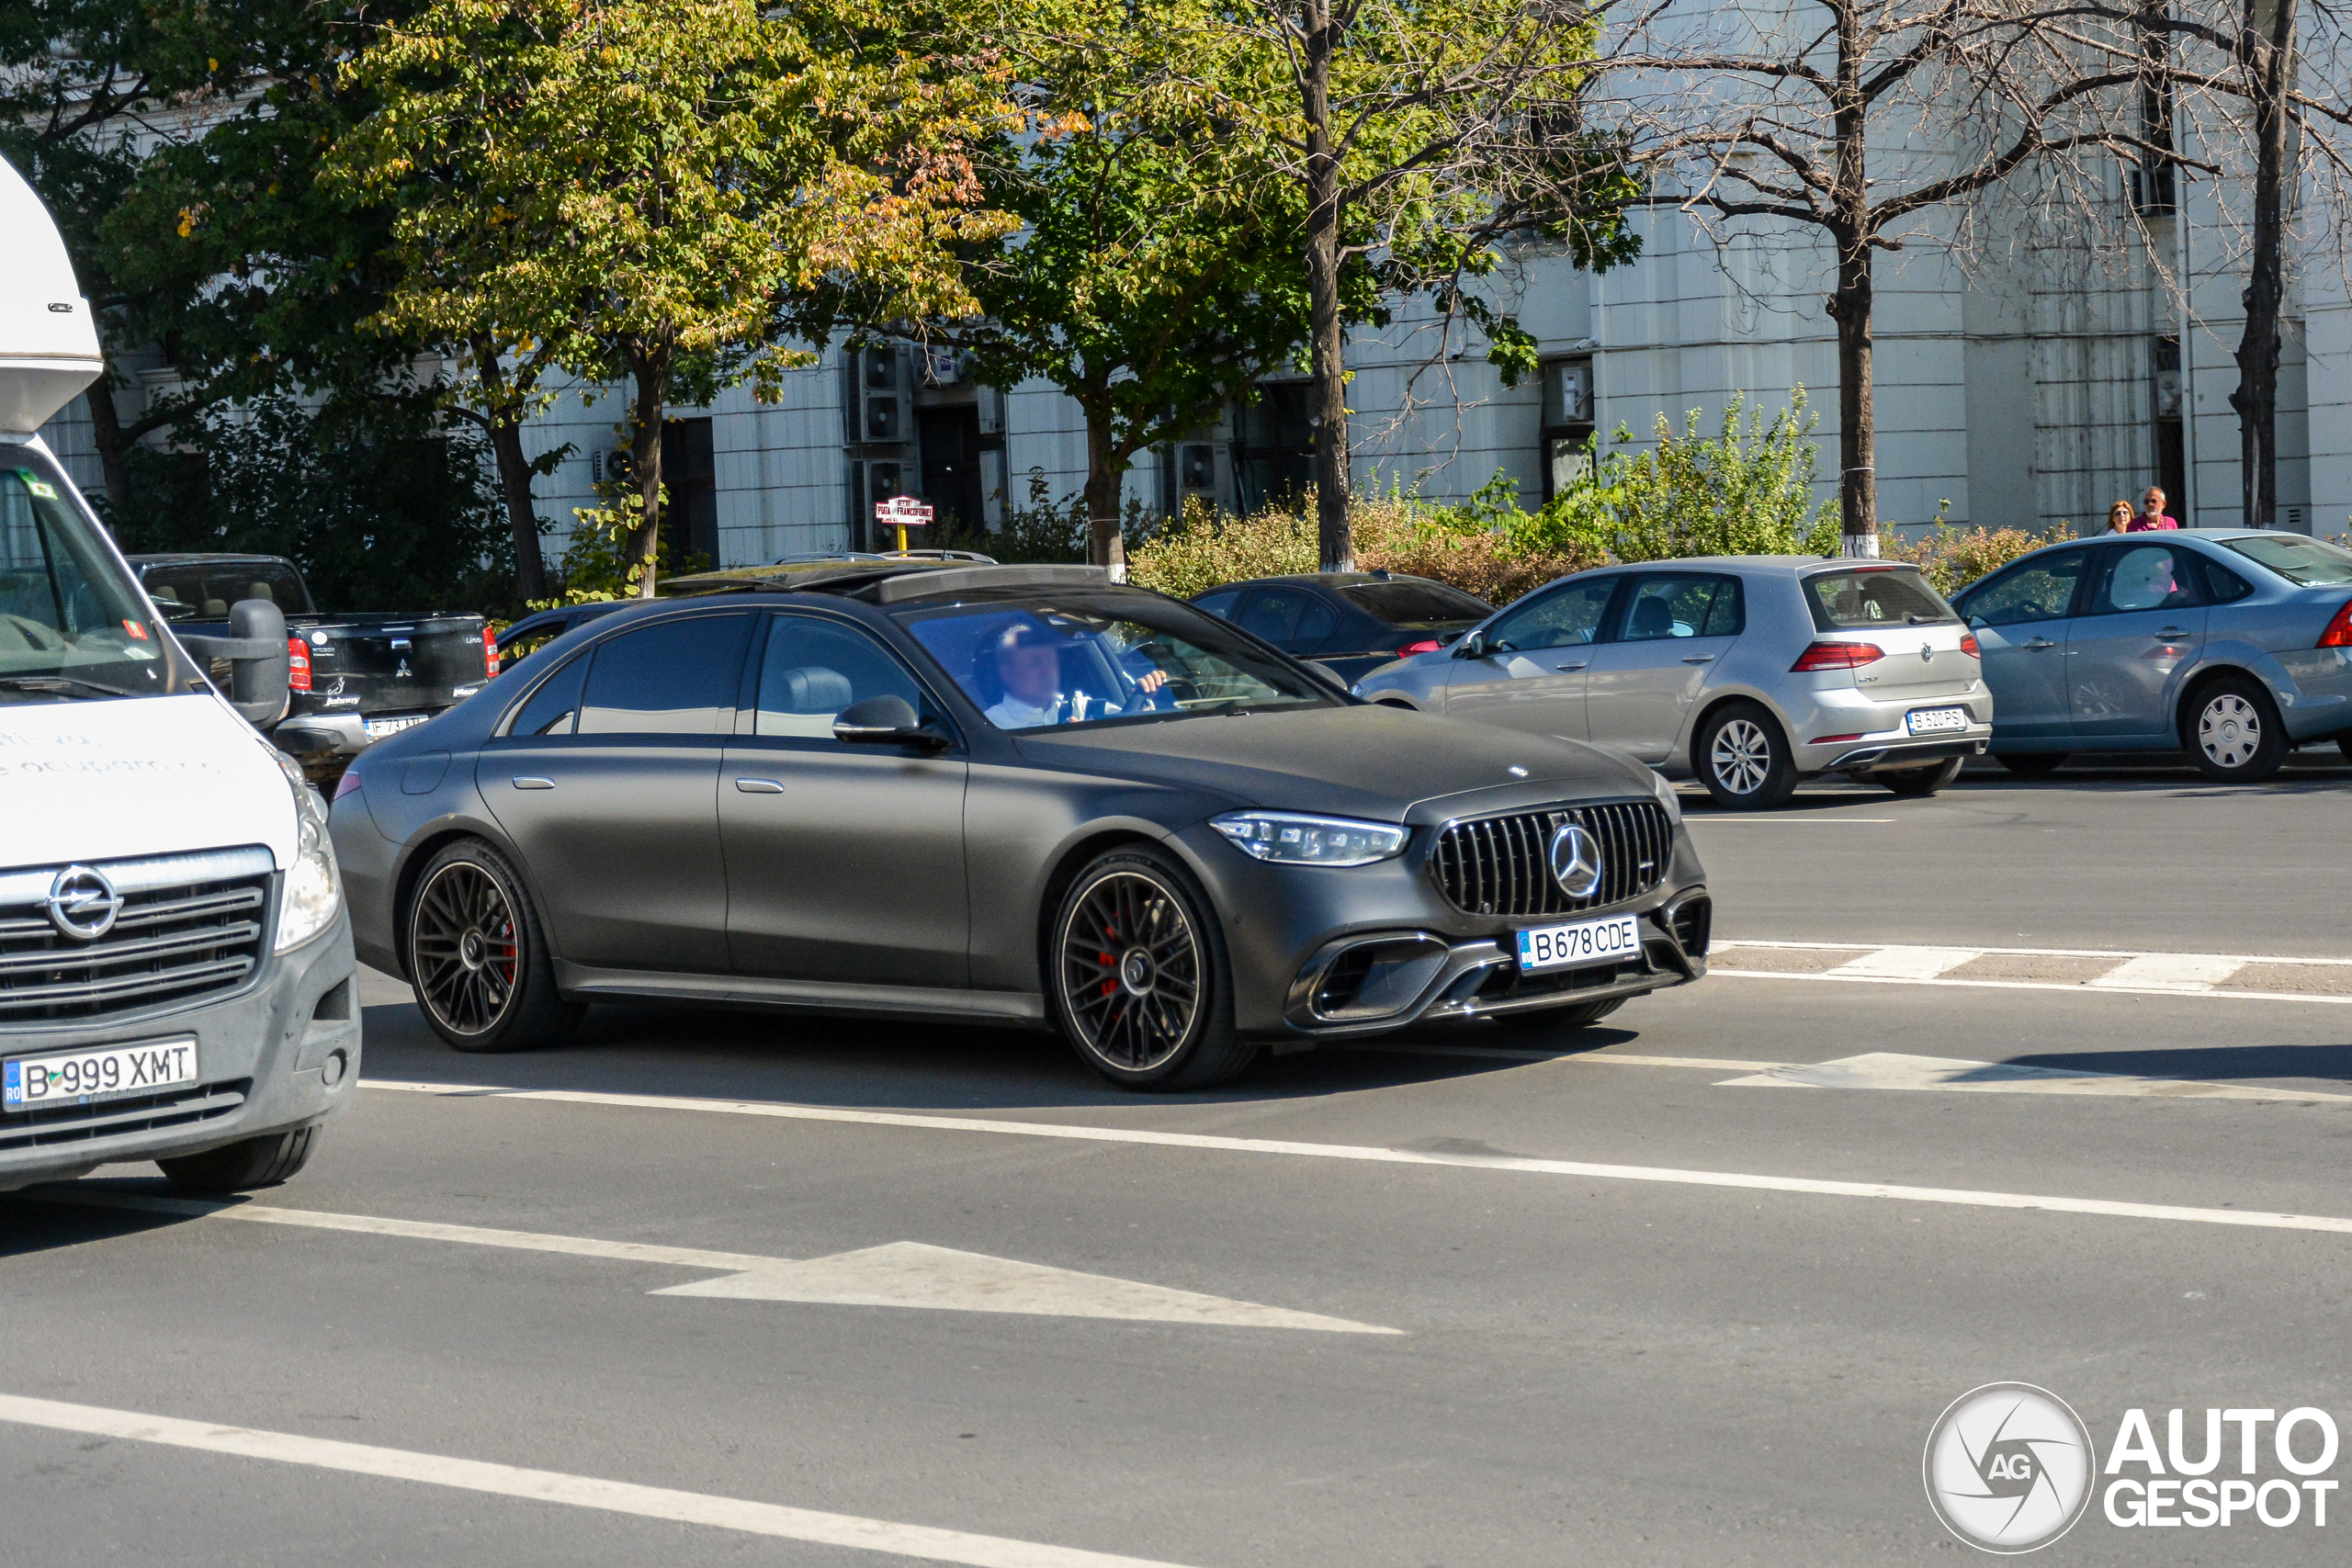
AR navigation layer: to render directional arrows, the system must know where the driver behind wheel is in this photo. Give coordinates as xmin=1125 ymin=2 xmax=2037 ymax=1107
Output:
xmin=985 ymin=621 xmax=1168 ymax=729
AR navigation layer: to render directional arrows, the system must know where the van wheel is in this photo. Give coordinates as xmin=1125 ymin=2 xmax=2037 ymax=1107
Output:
xmin=1048 ymin=846 xmax=1254 ymax=1091
xmin=157 ymin=1127 xmax=317 ymax=1193
xmin=1883 ymin=758 xmax=1964 ymax=797
xmin=2186 ymin=676 xmax=2286 ymax=783
xmin=406 ymin=840 xmax=582 ymax=1052
xmin=1696 ymin=702 xmax=1799 ymax=809
xmin=1996 ymin=752 xmax=2067 ymax=776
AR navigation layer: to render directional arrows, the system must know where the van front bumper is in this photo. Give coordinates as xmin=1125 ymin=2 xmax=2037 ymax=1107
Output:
xmin=0 ymin=909 xmax=359 ymax=1191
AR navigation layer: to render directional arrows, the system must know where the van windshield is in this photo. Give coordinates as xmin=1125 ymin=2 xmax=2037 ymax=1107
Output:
xmin=0 ymin=453 xmax=169 ymax=700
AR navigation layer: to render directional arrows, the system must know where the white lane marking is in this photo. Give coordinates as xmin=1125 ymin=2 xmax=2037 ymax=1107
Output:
xmin=0 ymin=1393 xmax=1201 ymax=1568
xmin=1716 ymin=1052 xmax=2352 ymax=1105
xmin=1329 ymin=1042 xmax=1794 ymax=1070
xmin=40 ymin=1190 xmax=1388 ymax=1335
xmin=1823 ymin=946 xmax=1982 ymax=981
xmin=360 ymin=1080 xmax=2352 ymax=1237
xmin=1684 ymin=816 xmax=1895 ymax=823
xmin=1711 ymin=967 xmax=2352 ymax=1007
xmin=1719 ymin=939 xmax=2352 ymax=967
xmin=2089 ymin=953 xmax=2248 ymax=993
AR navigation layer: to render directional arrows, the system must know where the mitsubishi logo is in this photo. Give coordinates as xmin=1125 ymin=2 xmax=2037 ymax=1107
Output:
xmin=1546 ymin=821 xmax=1605 ymax=899
xmin=43 ymin=864 xmax=123 ymax=941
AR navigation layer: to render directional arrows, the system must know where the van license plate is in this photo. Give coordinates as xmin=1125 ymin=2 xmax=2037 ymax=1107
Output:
xmin=1905 ymin=706 xmax=1968 ymax=735
xmin=364 ymin=715 xmax=428 ymax=740
xmin=4 ymin=1037 xmax=198 ymax=1111
xmin=1516 ymin=914 xmax=1643 ymax=974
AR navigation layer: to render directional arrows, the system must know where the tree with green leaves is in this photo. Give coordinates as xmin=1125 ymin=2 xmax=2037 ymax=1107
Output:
xmin=1176 ymin=0 xmax=1636 ymax=570
xmin=334 ymin=0 xmax=1015 ymax=596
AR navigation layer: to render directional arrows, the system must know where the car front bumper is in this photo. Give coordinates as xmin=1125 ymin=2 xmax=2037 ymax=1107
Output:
xmin=0 ymin=909 xmax=360 ymax=1191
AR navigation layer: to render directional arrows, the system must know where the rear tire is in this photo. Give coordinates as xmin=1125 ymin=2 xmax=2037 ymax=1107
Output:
xmin=2185 ymin=675 xmax=2286 ymax=783
xmin=1047 ymin=846 xmax=1254 ymax=1091
xmin=2335 ymin=733 xmax=2352 ymax=765
xmin=1883 ymin=757 xmax=1964 ymax=797
xmin=1996 ymin=751 xmax=2068 ymax=777
xmin=157 ymin=1126 xmax=317 ymax=1193
xmin=404 ymin=839 xmax=582 ymax=1053
xmin=1695 ymin=702 xmax=1799 ymax=809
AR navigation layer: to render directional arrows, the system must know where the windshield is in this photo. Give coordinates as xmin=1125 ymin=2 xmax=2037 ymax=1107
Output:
xmin=1337 ymin=580 xmax=1491 ymax=626
xmin=138 ymin=558 xmax=314 ymax=621
xmin=895 ymin=590 xmax=1336 ymax=732
xmin=2222 ymin=534 xmax=2352 ymax=587
xmin=0 ymin=454 xmax=169 ymax=699
xmin=1803 ymin=567 xmax=1957 ymax=630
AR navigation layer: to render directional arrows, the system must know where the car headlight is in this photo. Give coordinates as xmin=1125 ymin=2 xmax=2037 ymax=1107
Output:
xmin=272 ymin=751 xmax=343 ymax=953
xmin=1211 ymin=811 xmax=1408 ymax=866
xmin=1647 ymin=767 xmax=1684 ymax=824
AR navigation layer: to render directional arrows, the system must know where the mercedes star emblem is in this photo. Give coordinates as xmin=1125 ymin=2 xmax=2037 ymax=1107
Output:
xmin=1546 ymin=821 xmax=1605 ymax=899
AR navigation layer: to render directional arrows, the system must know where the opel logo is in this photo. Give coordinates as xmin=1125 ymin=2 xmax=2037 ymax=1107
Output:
xmin=1546 ymin=822 xmax=1604 ymax=898
xmin=43 ymin=864 xmax=123 ymax=941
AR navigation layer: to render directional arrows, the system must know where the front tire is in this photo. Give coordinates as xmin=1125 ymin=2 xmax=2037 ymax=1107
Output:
xmin=1048 ymin=847 xmax=1253 ymax=1091
xmin=405 ymin=839 xmax=582 ymax=1053
xmin=157 ymin=1127 xmax=317 ymax=1193
xmin=1696 ymin=702 xmax=1799 ymax=809
xmin=2186 ymin=676 xmax=2286 ymax=783
xmin=1883 ymin=757 xmax=1964 ymax=797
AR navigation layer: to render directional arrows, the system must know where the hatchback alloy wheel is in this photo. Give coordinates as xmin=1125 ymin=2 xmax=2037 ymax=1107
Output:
xmin=1710 ymin=719 xmax=1772 ymax=796
xmin=411 ymin=860 xmax=521 ymax=1037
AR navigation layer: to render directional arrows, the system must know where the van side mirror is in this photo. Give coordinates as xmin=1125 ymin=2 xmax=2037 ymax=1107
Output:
xmin=178 ymin=598 xmax=290 ymax=727
xmin=1453 ymin=629 xmax=1488 ymax=660
xmin=834 ymin=694 xmax=951 ymax=751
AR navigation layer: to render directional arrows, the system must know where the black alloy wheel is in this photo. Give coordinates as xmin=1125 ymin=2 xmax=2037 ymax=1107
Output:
xmin=1883 ymin=757 xmax=1964 ymax=797
xmin=406 ymin=840 xmax=581 ymax=1053
xmin=1995 ymin=751 xmax=2068 ymax=776
xmin=1050 ymin=847 xmax=1250 ymax=1090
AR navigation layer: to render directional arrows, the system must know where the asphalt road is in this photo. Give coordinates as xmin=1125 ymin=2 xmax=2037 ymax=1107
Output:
xmin=8 ymin=754 xmax=2352 ymax=1566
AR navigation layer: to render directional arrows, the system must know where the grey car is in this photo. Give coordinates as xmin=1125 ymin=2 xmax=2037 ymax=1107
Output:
xmin=1947 ymin=529 xmax=2352 ymax=783
xmin=1352 ymin=557 xmax=1993 ymax=809
xmin=330 ymin=563 xmax=1711 ymax=1091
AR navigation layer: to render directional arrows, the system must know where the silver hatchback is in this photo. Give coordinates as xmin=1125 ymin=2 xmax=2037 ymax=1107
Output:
xmin=1351 ymin=557 xmax=1994 ymax=807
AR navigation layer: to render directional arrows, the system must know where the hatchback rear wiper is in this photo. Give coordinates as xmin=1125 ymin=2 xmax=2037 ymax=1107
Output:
xmin=0 ymin=674 xmax=141 ymax=699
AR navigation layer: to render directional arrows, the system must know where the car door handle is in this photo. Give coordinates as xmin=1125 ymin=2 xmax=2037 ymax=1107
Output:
xmin=2023 ymin=638 xmax=2057 ymax=650
xmin=734 ymin=777 xmax=785 ymax=794
xmin=1552 ymin=660 xmax=1589 ymax=671
xmin=2156 ymin=627 xmax=2188 ymax=637
xmin=1681 ymin=655 xmax=1715 ymax=664
xmin=510 ymin=776 xmax=554 ymax=790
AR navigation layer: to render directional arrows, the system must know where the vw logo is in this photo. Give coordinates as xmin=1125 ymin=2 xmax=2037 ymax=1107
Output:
xmin=1922 ymin=642 xmax=1935 ymax=663
xmin=43 ymin=864 xmax=123 ymax=941
xmin=1546 ymin=821 xmax=1604 ymax=898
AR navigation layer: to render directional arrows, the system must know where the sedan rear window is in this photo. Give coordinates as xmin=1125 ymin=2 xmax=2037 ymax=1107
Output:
xmin=2222 ymin=534 xmax=2352 ymax=586
xmin=1337 ymin=580 xmax=1491 ymax=625
xmin=1802 ymin=567 xmax=1955 ymax=630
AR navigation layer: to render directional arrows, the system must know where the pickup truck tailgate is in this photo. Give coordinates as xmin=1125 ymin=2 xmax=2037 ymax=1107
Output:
xmin=302 ymin=615 xmax=492 ymax=714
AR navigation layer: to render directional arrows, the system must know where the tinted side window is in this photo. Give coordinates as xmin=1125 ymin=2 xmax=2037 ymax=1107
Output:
xmin=509 ymin=651 xmax=589 ymax=737
xmin=1961 ymin=553 xmax=2088 ymax=627
xmin=1236 ymin=589 xmax=1338 ymax=651
xmin=1191 ymin=589 xmax=1243 ymax=618
xmin=575 ymin=614 xmax=747 ymax=736
xmin=1487 ymin=578 xmax=1618 ymax=652
xmin=2197 ymin=557 xmax=2256 ymax=603
xmin=753 ymin=615 xmax=932 ymax=739
xmin=1620 ymin=575 xmax=1744 ymax=640
xmin=2088 ymin=545 xmax=2201 ymax=615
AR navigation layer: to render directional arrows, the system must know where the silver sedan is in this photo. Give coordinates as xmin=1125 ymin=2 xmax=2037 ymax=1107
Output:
xmin=1351 ymin=557 xmax=1994 ymax=808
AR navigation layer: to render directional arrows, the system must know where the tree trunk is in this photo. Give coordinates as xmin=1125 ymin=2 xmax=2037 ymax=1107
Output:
xmin=626 ymin=340 xmax=670 ymax=599
xmin=2230 ymin=0 xmax=2297 ymax=530
xmin=1829 ymin=237 xmax=1879 ymax=558
xmin=486 ymin=416 xmax=548 ymax=604
xmin=1301 ymin=0 xmax=1354 ymax=571
xmin=1082 ymin=412 xmax=1128 ymax=581
xmin=83 ymin=364 xmax=132 ymax=515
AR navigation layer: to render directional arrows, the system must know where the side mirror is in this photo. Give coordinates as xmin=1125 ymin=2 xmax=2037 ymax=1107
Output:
xmin=179 ymin=598 xmax=290 ymax=727
xmin=834 ymin=694 xmax=951 ymax=751
xmin=1452 ymin=629 xmax=1488 ymax=660
xmin=1303 ymin=661 xmax=1350 ymax=693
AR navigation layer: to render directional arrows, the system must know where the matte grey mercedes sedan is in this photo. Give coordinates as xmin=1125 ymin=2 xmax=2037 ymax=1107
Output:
xmin=1352 ymin=557 xmax=1993 ymax=809
xmin=330 ymin=564 xmax=1710 ymax=1090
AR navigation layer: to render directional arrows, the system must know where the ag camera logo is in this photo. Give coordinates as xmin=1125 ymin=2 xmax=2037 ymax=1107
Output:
xmin=1924 ymin=1382 xmax=2095 ymax=1552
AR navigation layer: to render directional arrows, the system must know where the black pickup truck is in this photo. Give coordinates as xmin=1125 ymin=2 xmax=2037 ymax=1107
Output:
xmin=130 ymin=553 xmax=496 ymax=776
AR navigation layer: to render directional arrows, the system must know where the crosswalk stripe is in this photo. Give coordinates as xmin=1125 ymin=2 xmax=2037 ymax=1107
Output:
xmin=1823 ymin=946 xmax=1982 ymax=980
xmin=1711 ymin=941 xmax=2352 ymax=1004
xmin=2087 ymin=953 xmax=2249 ymax=992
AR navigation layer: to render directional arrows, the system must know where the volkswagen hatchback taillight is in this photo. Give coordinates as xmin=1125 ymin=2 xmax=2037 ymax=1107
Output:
xmin=1960 ymin=632 xmax=1982 ymax=658
xmin=1791 ymin=640 xmax=1884 ymax=672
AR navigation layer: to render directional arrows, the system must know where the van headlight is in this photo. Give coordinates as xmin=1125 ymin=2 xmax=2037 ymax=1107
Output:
xmin=273 ymin=752 xmax=343 ymax=953
xmin=1211 ymin=811 xmax=1408 ymax=866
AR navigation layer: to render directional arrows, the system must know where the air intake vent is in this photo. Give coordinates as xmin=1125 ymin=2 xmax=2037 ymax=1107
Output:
xmin=1431 ymin=800 xmax=1672 ymax=918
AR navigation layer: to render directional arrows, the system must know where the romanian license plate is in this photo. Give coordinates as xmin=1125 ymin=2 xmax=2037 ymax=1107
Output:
xmin=1516 ymin=914 xmax=1644 ymax=974
xmin=1905 ymin=705 xmax=1968 ymax=736
xmin=364 ymin=714 xmax=429 ymax=740
xmin=4 ymin=1037 xmax=198 ymax=1111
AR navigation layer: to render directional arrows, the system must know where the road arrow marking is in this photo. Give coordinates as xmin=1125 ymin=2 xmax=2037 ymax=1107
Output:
xmin=33 ymin=1190 xmax=1395 ymax=1335
xmin=1715 ymin=1051 xmax=2352 ymax=1104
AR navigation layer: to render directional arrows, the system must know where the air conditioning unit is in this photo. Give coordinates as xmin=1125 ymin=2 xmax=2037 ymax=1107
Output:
xmin=1554 ymin=362 xmax=1592 ymax=423
xmin=922 ymin=345 xmax=962 ymax=386
xmin=846 ymin=457 xmax=910 ymax=545
xmin=845 ymin=345 xmax=910 ymax=446
xmin=1160 ymin=441 xmax=1229 ymax=515
xmin=2154 ymin=369 xmax=2184 ymax=419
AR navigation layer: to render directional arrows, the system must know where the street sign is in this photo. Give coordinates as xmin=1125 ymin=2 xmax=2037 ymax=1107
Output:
xmin=875 ymin=493 xmax=933 ymax=551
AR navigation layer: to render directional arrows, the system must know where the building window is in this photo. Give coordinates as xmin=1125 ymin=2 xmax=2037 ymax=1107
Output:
xmin=1235 ymin=383 xmax=1316 ymax=514
xmin=661 ymin=417 xmax=718 ymax=568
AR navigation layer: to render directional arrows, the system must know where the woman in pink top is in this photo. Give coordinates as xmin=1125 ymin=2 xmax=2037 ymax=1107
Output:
xmin=2129 ymin=485 xmax=2182 ymax=530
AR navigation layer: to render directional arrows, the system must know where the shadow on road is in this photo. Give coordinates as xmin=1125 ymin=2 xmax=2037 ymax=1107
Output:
xmin=2008 ymin=1042 xmax=2352 ymax=1084
xmin=0 ymin=1185 xmax=211 ymax=1259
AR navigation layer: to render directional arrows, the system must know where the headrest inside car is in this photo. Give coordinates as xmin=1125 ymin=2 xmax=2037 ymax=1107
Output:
xmin=769 ymin=666 xmax=854 ymax=714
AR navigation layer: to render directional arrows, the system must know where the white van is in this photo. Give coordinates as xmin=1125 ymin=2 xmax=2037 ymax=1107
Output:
xmin=1 ymin=155 xmax=356 ymax=1192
